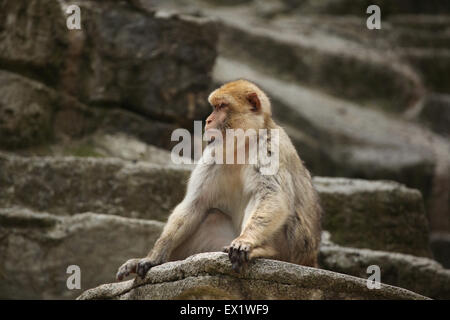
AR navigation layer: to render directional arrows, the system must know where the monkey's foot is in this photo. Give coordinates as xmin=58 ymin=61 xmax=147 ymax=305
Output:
xmin=136 ymin=257 xmax=157 ymax=279
xmin=224 ymin=239 xmax=252 ymax=273
xmin=116 ymin=258 xmax=140 ymax=281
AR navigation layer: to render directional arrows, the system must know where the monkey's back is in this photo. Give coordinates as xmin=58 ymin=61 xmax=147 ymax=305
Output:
xmin=276 ymin=125 xmax=322 ymax=267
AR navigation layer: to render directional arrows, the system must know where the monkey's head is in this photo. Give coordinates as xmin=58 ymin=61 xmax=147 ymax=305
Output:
xmin=205 ymin=79 xmax=272 ymax=132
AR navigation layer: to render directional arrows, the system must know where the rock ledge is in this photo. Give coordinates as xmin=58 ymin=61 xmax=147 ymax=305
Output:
xmin=77 ymin=252 xmax=428 ymax=300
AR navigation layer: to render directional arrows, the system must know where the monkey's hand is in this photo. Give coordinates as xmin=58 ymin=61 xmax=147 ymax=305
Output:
xmin=223 ymin=238 xmax=253 ymax=273
xmin=136 ymin=257 xmax=159 ymax=279
xmin=116 ymin=257 xmax=159 ymax=281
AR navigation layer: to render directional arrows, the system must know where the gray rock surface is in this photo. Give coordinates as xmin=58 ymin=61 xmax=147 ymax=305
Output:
xmin=17 ymin=132 xmax=193 ymax=166
xmin=320 ymin=235 xmax=450 ymax=299
xmin=418 ymin=93 xmax=450 ymax=136
xmin=77 ymin=252 xmax=428 ymax=300
xmin=0 ymin=71 xmax=56 ymax=148
xmin=60 ymin=1 xmax=216 ymax=123
xmin=0 ymin=153 xmax=431 ymax=256
xmin=430 ymin=233 xmax=450 ymax=269
xmin=216 ymin=11 xmax=423 ymax=112
xmin=401 ymin=48 xmax=450 ymax=94
xmin=0 ymin=208 xmax=164 ymax=299
xmin=281 ymin=0 xmax=450 ymax=15
xmin=0 ymin=205 xmax=444 ymax=300
xmin=1 ymin=206 xmax=445 ymax=299
xmin=0 ymin=69 xmax=183 ymax=151
xmin=0 ymin=0 xmax=68 ymax=84
xmin=0 ymin=153 xmax=190 ymax=221
xmin=315 ymin=177 xmax=431 ymax=257
xmin=0 ymin=0 xmax=217 ymax=148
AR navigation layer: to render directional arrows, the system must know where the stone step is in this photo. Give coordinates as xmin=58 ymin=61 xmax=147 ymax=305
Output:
xmin=302 ymin=15 xmax=450 ymax=50
xmin=154 ymin=2 xmax=450 ymax=103
xmin=389 ymin=14 xmax=450 ymax=32
xmin=0 ymin=208 xmax=164 ymax=299
xmin=1 ymin=208 xmax=444 ymax=299
xmin=416 ymin=93 xmax=450 ymax=136
xmin=0 ymin=0 xmax=216 ymax=126
xmin=430 ymin=233 xmax=450 ymax=269
xmin=320 ymin=233 xmax=450 ymax=300
xmin=315 ymin=177 xmax=430 ymax=257
xmin=0 ymin=153 xmax=431 ymax=257
xmin=288 ymin=0 xmax=450 ymax=16
xmin=15 ymin=131 xmax=192 ymax=166
xmin=77 ymin=252 xmax=428 ymax=300
xmin=400 ymin=48 xmax=450 ymax=93
xmin=212 ymin=8 xmax=423 ymax=112
xmin=0 ymin=70 xmax=181 ymax=150
xmin=0 ymin=152 xmax=191 ymax=222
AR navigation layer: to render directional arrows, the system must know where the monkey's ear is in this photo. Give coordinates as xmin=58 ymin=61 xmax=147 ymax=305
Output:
xmin=247 ymin=92 xmax=261 ymax=112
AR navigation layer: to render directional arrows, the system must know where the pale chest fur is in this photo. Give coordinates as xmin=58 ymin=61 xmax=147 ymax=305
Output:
xmin=191 ymin=162 xmax=257 ymax=232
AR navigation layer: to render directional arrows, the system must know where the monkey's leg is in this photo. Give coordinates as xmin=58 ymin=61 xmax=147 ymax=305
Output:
xmin=170 ymin=209 xmax=236 ymax=261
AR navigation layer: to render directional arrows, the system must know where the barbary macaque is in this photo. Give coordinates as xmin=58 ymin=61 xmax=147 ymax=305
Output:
xmin=116 ymin=79 xmax=322 ymax=281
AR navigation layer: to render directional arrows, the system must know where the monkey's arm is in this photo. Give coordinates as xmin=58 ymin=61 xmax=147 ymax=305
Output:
xmin=242 ymin=192 xmax=289 ymax=246
xmin=226 ymin=191 xmax=290 ymax=272
xmin=117 ymin=165 xmax=211 ymax=280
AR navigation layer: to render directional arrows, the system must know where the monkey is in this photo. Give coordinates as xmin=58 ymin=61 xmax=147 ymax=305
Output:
xmin=116 ymin=79 xmax=322 ymax=281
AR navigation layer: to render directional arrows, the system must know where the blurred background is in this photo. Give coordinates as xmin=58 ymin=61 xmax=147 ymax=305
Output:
xmin=0 ymin=0 xmax=449 ymax=299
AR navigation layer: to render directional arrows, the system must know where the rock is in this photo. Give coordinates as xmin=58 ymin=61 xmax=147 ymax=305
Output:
xmin=430 ymin=233 xmax=450 ymax=269
xmin=213 ymin=10 xmax=423 ymax=112
xmin=388 ymin=20 xmax=450 ymax=50
xmin=0 ymin=71 xmax=56 ymax=148
xmin=289 ymin=0 xmax=450 ymax=15
xmin=96 ymin=108 xmax=182 ymax=150
xmin=0 ymin=206 xmax=436 ymax=300
xmin=18 ymin=132 xmax=194 ymax=166
xmin=55 ymin=105 xmax=189 ymax=151
xmin=388 ymin=14 xmax=450 ymax=36
xmin=69 ymin=132 xmax=189 ymax=165
xmin=0 ymin=152 xmax=190 ymax=221
xmin=77 ymin=252 xmax=428 ymax=300
xmin=88 ymin=133 xmax=173 ymax=163
xmin=0 ymin=0 xmax=68 ymax=85
xmin=315 ymin=177 xmax=431 ymax=257
xmin=0 ymin=208 xmax=164 ymax=299
xmin=320 ymin=237 xmax=450 ymax=299
xmin=401 ymin=49 xmax=450 ymax=93
xmin=418 ymin=94 xmax=450 ymax=136
xmin=0 ymin=69 xmax=184 ymax=151
xmin=66 ymin=2 xmax=216 ymax=123
xmin=0 ymin=153 xmax=432 ymax=256
xmin=0 ymin=0 xmax=217 ymax=127
xmin=154 ymin=2 xmax=429 ymax=111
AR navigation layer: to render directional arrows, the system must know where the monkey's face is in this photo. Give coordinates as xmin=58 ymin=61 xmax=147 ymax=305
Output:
xmin=206 ymin=80 xmax=269 ymax=133
xmin=205 ymin=101 xmax=229 ymax=132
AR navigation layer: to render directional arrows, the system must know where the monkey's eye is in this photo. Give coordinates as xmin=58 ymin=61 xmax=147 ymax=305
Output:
xmin=216 ymin=103 xmax=227 ymax=110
